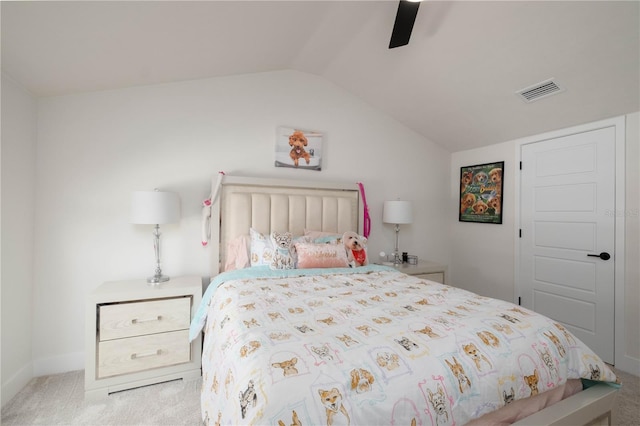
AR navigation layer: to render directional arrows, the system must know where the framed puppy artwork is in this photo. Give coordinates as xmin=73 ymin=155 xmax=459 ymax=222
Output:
xmin=274 ymin=126 xmax=323 ymax=171
xmin=459 ymin=161 xmax=504 ymax=224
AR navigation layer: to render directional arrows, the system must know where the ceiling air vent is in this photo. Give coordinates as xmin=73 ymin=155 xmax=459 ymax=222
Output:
xmin=516 ymin=78 xmax=565 ymax=103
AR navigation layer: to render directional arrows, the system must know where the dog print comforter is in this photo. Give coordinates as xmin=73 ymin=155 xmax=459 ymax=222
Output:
xmin=190 ymin=264 xmax=618 ymax=425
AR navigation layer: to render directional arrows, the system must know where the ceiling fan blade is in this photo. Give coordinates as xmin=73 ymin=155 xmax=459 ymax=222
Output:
xmin=389 ymin=0 xmax=420 ymax=49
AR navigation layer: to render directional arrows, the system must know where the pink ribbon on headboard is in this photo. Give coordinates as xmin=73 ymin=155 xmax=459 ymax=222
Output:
xmin=357 ymin=182 xmax=371 ymax=239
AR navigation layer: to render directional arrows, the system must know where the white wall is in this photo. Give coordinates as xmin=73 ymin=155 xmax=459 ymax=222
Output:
xmin=1 ymin=73 xmax=37 ymax=405
xmin=450 ymin=113 xmax=640 ymax=375
xmin=624 ymin=111 xmax=640 ymax=371
xmin=32 ymin=70 xmax=451 ymax=374
xmin=449 ymin=143 xmax=516 ymax=301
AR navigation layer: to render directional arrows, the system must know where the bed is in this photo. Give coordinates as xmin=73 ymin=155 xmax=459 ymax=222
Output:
xmin=190 ymin=175 xmax=620 ymax=426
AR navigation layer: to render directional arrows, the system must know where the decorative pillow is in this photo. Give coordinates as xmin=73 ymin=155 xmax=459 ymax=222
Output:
xmin=294 ymin=242 xmax=349 ymax=269
xmin=304 ymin=229 xmax=343 ymax=244
xmin=250 ymin=228 xmax=274 ymax=267
xmin=224 ymin=234 xmax=251 ymax=271
xmin=313 ymin=235 xmax=343 ymax=245
xmin=270 ymin=231 xmax=294 ymax=270
xmin=294 ymin=235 xmax=313 ymax=244
xmin=251 ymin=229 xmax=311 ymax=267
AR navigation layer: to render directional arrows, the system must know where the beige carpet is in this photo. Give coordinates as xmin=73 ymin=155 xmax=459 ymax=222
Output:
xmin=2 ymin=367 xmax=638 ymax=425
xmin=1 ymin=371 xmax=201 ymax=425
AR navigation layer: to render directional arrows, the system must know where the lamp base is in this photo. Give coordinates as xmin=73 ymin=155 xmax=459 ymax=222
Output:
xmin=392 ymin=224 xmax=402 ymax=266
xmin=147 ymin=274 xmax=170 ymax=285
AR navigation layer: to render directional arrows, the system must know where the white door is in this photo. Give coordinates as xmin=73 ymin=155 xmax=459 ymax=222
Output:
xmin=519 ymin=126 xmax=615 ymax=363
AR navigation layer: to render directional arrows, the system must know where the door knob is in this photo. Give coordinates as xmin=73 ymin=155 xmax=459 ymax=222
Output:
xmin=587 ymin=252 xmax=611 ymax=260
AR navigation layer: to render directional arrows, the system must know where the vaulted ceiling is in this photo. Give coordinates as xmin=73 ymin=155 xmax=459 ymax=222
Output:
xmin=2 ymin=1 xmax=638 ymax=152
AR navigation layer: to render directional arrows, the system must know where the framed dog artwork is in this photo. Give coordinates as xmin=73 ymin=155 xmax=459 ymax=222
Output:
xmin=275 ymin=126 xmax=323 ymax=171
xmin=459 ymin=161 xmax=504 ymax=224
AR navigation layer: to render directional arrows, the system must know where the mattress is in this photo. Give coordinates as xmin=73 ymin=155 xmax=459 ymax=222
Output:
xmin=189 ymin=264 xmax=618 ymax=425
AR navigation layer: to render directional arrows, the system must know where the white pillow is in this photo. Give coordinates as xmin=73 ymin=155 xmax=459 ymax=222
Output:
xmin=250 ymin=228 xmax=274 ymax=267
xmin=250 ymin=228 xmax=313 ymax=267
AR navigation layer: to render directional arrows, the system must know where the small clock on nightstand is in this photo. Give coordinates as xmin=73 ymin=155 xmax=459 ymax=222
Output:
xmin=387 ymin=260 xmax=447 ymax=284
xmin=84 ymin=275 xmax=202 ymax=399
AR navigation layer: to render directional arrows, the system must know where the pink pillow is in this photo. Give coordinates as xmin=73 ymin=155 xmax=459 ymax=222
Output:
xmin=295 ymin=242 xmax=349 ymax=269
xmin=224 ymin=234 xmax=251 ymax=271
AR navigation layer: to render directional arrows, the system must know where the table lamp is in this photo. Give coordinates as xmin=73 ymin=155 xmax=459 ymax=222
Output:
xmin=131 ymin=189 xmax=181 ymax=284
xmin=383 ymin=200 xmax=413 ymax=265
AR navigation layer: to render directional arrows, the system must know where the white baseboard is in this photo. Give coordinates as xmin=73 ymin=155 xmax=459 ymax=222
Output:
xmin=33 ymin=351 xmax=84 ymax=377
xmin=3 ymin=352 xmax=84 ymax=407
xmin=615 ymin=352 xmax=640 ymax=376
xmin=1 ymin=361 xmax=33 ymax=407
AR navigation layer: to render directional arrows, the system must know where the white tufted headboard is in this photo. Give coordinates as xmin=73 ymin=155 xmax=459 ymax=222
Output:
xmin=209 ymin=175 xmax=362 ymax=276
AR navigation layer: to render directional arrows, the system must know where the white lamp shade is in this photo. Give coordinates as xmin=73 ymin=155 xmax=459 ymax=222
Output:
xmin=383 ymin=200 xmax=413 ymax=224
xmin=131 ymin=191 xmax=181 ymax=224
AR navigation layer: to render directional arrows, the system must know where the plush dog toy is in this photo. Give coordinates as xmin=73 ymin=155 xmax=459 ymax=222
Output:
xmin=343 ymin=231 xmax=368 ymax=267
xmin=270 ymin=231 xmax=294 ymax=270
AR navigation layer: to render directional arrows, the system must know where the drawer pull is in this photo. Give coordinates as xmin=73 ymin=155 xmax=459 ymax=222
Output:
xmin=131 ymin=349 xmax=162 ymax=360
xmin=131 ymin=315 xmax=162 ymax=324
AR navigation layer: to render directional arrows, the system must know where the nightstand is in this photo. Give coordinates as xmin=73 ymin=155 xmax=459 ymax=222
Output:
xmin=84 ymin=275 xmax=203 ymax=399
xmin=387 ymin=260 xmax=447 ymax=284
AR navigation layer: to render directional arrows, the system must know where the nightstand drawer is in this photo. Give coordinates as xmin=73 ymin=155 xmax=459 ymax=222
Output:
xmin=98 ymin=329 xmax=191 ymax=378
xmin=99 ymin=297 xmax=190 ymax=341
